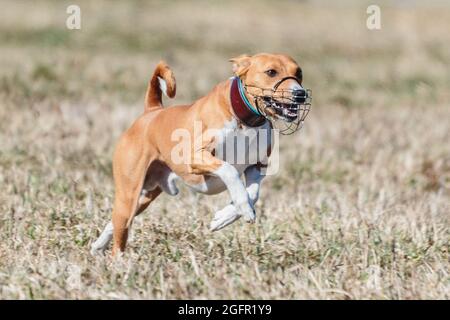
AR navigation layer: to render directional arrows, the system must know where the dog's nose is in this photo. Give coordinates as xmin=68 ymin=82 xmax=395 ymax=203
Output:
xmin=292 ymin=88 xmax=307 ymax=103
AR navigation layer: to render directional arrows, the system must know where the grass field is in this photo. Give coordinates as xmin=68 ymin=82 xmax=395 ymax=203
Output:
xmin=0 ymin=0 xmax=449 ymax=299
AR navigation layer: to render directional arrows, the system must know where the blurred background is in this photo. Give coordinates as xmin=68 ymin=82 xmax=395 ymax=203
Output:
xmin=1 ymin=0 xmax=450 ymax=107
xmin=0 ymin=0 xmax=448 ymax=299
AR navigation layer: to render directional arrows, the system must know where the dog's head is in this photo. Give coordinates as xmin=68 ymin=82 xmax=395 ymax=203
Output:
xmin=230 ymin=53 xmax=310 ymax=130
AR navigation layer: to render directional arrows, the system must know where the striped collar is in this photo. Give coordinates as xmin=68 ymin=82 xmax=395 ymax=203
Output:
xmin=229 ymin=77 xmax=266 ymax=127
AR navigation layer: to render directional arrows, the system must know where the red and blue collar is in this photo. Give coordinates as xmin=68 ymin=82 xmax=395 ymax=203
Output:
xmin=229 ymin=77 xmax=266 ymax=127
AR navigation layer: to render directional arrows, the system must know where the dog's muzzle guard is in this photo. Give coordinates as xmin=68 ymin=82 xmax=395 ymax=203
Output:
xmin=240 ymin=77 xmax=312 ymax=135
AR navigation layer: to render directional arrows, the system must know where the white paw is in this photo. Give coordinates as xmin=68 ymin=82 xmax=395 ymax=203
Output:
xmin=237 ymin=202 xmax=256 ymax=223
xmin=90 ymin=243 xmax=107 ymax=256
xmin=90 ymin=222 xmax=113 ymax=256
xmin=210 ymin=205 xmax=240 ymax=231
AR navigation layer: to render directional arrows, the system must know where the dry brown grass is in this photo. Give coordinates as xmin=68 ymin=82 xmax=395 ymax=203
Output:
xmin=0 ymin=0 xmax=449 ymax=299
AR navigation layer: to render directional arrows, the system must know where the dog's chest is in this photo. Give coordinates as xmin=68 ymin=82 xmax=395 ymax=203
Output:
xmin=214 ymin=119 xmax=272 ymax=173
xmin=179 ymin=119 xmax=272 ymax=195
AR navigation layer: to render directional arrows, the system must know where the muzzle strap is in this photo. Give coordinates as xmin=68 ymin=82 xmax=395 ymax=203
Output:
xmin=241 ymin=77 xmax=312 ymax=135
xmin=237 ymin=77 xmax=261 ymax=116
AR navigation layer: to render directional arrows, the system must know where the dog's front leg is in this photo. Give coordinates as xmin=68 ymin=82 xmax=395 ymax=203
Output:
xmin=190 ymin=150 xmax=255 ymax=223
xmin=243 ymin=165 xmax=264 ymax=205
xmin=210 ymin=165 xmax=263 ymax=231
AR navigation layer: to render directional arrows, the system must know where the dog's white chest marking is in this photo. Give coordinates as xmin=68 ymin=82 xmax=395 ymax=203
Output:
xmin=187 ymin=119 xmax=271 ymax=194
xmin=215 ymin=119 xmax=271 ymax=171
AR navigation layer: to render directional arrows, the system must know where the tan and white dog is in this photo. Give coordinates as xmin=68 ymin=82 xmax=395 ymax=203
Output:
xmin=91 ymin=53 xmax=309 ymax=255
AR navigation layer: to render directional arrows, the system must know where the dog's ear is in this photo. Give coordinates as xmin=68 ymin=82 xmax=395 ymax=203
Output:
xmin=229 ymin=54 xmax=251 ymax=76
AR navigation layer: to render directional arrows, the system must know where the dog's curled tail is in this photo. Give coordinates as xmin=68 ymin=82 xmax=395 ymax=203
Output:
xmin=144 ymin=60 xmax=176 ymax=112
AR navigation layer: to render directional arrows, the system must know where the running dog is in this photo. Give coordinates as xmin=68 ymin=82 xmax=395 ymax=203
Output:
xmin=91 ymin=53 xmax=310 ymax=255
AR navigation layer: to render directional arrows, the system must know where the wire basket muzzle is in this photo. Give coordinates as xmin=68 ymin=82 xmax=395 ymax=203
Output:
xmin=247 ymin=84 xmax=312 ymax=135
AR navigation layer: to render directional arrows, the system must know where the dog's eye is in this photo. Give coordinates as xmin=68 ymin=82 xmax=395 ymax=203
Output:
xmin=265 ymin=69 xmax=277 ymax=77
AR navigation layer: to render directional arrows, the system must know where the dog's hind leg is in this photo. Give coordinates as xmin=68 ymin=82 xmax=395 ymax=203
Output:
xmin=106 ymin=130 xmax=163 ymax=256
xmin=91 ymin=187 xmax=161 ymax=256
xmin=136 ymin=187 xmax=162 ymax=216
xmin=91 ymin=221 xmax=114 ymax=255
xmin=112 ymin=185 xmax=163 ymax=255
